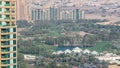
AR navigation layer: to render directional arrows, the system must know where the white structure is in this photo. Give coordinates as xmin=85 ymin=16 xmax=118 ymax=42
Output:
xmin=96 ymin=52 xmax=120 ymax=65
xmin=109 ymin=60 xmax=120 ymax=64
xmin=64 ymin=49 xmax=72 ymax=54
xmin=52 ymin=52 xmax=57 ymax=55
xmin=57 ymin=50 xmax=64 ymax=54
xmin=72 ymin=47 xmax=82 ymax=53
xmin=104 ymin=53 xmax=117 ymax=57
xmin=91 ymin=51 xmax=98 ymax=55
xmin=83 ymin=49 xmax=91 ymax=54
xmin=24 ymin=54 xmax=36 ymax=60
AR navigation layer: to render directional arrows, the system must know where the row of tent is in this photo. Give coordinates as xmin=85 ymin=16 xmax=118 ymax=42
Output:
xmin=52 ymin=47 xmax=98 ymax=55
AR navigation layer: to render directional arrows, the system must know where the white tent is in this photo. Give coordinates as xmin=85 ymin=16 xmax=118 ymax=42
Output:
xmin=64 ymin=49 xmax=72 ymax=54
xmin=116 ymin=61 xmax=120 ymax=65
xmin=83 ymin=49 xmax=91 ymax=54
xmin=105 ymin=53 xmax=114 ymax=57
xmin=109 ymin=60 xmax=118 ymax=64
xmin=91 ymin=51 xmax=98 ymax=55
xmin=52 ymin=52 xmax=57 ymax=55
xmin=72 ymin=47 xmax=82 ymax=53
xmin=57 ymin=50 xmax=64 ymax=54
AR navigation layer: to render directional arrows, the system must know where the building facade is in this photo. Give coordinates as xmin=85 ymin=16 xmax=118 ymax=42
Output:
xmin=31 ymin=7 xmax=84 ymax=21
xmin=17 ymin=0 xmax=30 ymax=21
xmin=0 ymin=0 xmax=17 ymax=68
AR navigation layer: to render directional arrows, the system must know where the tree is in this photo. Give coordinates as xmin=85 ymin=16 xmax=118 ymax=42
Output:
xmin=82 ymin=34 xmax=97 ymax=46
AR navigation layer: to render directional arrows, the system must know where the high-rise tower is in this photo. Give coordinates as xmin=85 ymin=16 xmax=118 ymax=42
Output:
xmin=0 ymin=0 xmax=17 ymax=68
xmin=17 ymin=0 xmax=31 ymax=21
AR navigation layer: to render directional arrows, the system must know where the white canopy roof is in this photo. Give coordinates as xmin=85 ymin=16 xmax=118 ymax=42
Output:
xmin=64 ymin=49 xmax=72 ymax=54
xmin=57 ymin=50 xmax=64 ymax=54
xmin=83 ymin=49 xmax=91 ymax=54
xmin=72 ymin=47 xmax=82 ymax=53
xmin=105 ymin=53 xmax=114 ymax=57
xmin=52 ymin=52 xmax=57 ymax=55
xmin=91 ymin=51 xmax=98 ymax=55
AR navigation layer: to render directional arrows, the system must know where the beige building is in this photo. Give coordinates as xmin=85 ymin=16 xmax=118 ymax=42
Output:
xmin=17 ymin=0 xmax=30 ymax=21
xmin=0 ymin=0 xmax=17 ymax=68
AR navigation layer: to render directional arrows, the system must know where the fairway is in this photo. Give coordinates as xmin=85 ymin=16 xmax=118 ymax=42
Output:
xmin=89 ymin=41 xmax=111 ymax=52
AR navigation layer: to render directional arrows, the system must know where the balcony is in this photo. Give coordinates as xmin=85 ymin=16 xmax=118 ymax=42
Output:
xmin=6 ymin=23 xmax=10 ymax=26
xmin=0 ymin=2 xmax=2 ymax=6
xmin=4 ymin=3 xmax=10 ymax=6
xmin=1 ymin=54 xmax=10 ymax=58
xmin=1 ymin=29 xmax=10 ymax=33
xmin=12 ymin=10 xmax=15 ymax=13
xmin=1 ymin=50 xmax=10 ymax=53
xmin=1 ymin=42 xmax=10 ymax=46
xmin=1 ymin=48 xmax=10 ymax=52
xmin=0 ymin=23 xmax=10 ymax=27
xmin=0 ymin=8 xmax=2 ymax=12
xmin=12 ymin=4 xmax=15 ymax=6
xmin=12 ymin=17 xmax=15 ymax=20
xmin=1 ymin=60 xmax=10 ymax=64
xmin=1 ymin=35 xmax=10 ymax=39
xmin=12 ymin=23 xmax=15 ymax=26
xmin=5 ymin=17 xmax=10 ymax=20
xmin=4 ymin=11 xmax=10 ymax=13
xmin=0 ymin=22 xmax=2 ymax=26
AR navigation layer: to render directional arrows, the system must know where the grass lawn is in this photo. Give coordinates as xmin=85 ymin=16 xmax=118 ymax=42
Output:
xmin=89 ymin=41 xmax=111 ymax=52
xmin=48 ymin=31 xmax=61 ymax=36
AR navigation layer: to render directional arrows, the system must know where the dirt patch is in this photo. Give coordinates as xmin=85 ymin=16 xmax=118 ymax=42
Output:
xmin=85 ymin=14 xmax=120 ymax=23
xmin=108 ymin=65 xmax=120 ymax=68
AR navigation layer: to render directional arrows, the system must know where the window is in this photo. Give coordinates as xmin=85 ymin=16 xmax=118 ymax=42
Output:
xmin=0 ymin=1 xmax=2 ymax=5
xmin=13 ymin=59 xmax=16 ymax=63
xmin=6 ymin=15 xmax=9 ymax=17
xmin=6 ymin=22 xmax=10 ymax=26
xmin=11 ymin=1 xmax=15 ymax=6
xmin=1 ymin=28 xmax=10 ymax=33
xmin=13 ymin=46 xmax=16 ymax=51
xmin=0 ymin=21 xmax=2 ymax=25
xmin=6 ymin=1 xmax=10 ymax=4
xmin=1 ymin=66 xmax=10 ymax=68
xmin=13 ymin=40 xmax=16 ymax=44
xmin=13 ymin=34 xmax=16 ymax=38
xmin=1 ymin=60 xmax=10 ymax=64
xmin=7 ymin=28 xmax=10 ymax=32
xmin=12 ymin=8 xmax=15 ymax=13
xmin=5 ymin=1 xmax=10 ymax=6
xmin=12 ymin=22 xmax=15 ymax=26
xmin=0 ymin=8 xmax=2 ymax=11
xmin=5 ymin=8 xmax=10 ymax=13
xmin=1 ymin=41 xmax=10 ymax=46
xmin=13 ymin=65 xmax=16 ymax=68
xmin=0 ymin=15 xmax=2 ymax=18
xmin=13 ymin=28 xmax=16 ymax=32
xmin=13 ymin=53 xmax=16 ymax=57
xmin=6 ymin=8 xmax=9 ymax=11
xmin=1 ymin=54 xmax=10 ymax=58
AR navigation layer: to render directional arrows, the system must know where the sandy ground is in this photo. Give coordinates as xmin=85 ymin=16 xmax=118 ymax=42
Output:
xmin=85 ymin=14 xmax=120 ymax=23
xmin=108 ymin=65 xmax=120 ymax=68
xmin=78 ymin=31 xmax=93 ymax=37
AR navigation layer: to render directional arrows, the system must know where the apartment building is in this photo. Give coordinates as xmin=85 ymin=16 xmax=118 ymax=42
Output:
xmin=0 ymin=0 xmax=17 ymax=68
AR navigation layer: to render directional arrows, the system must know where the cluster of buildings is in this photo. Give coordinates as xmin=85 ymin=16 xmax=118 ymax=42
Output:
xmin=53 ymin=47 xmax=98 ymax=55
xmin=17 ymin=0 xmax=85 ymax=22
xmin=0 ymin=0 xmax=17 ymax=68
xmin=54 ymin=47 xmax=120 ymax=68
xmin=31 ymin=7 xmax=84 ymax=21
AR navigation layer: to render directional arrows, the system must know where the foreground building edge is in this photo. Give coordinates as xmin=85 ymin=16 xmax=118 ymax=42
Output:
xmin=0 ymin=0 xmax=17 ymax=68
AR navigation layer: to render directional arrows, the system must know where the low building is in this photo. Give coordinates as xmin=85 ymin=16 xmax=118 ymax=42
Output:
xmin=24 ymin=54 xmax=36 ymax=60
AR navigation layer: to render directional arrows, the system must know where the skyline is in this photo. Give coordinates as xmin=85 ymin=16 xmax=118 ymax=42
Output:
xmin=2 ymin=0 xmax=120 ymax=68
xmin=17 ymin=0 xmax=120 ymax=23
